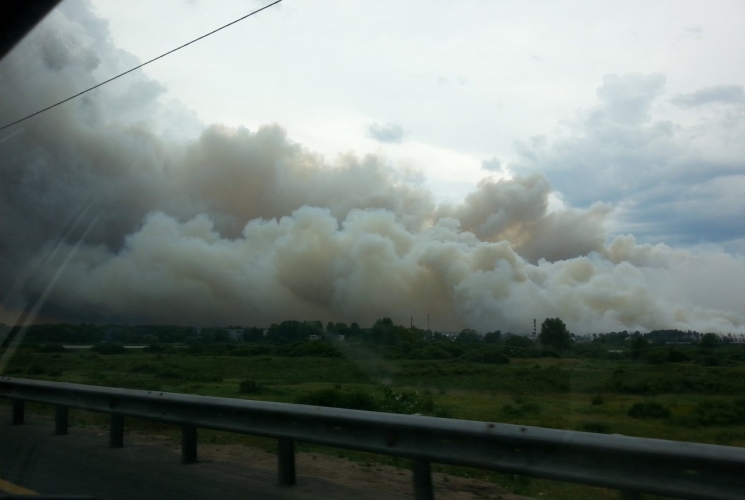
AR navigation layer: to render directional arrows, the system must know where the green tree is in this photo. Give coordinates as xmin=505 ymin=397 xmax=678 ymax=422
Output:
xmin=455 ymin=329 xmax=481 ymax=344
xmin=700 ymin=333 xmax=718 ymax=348
xmin=484 ymin=331 xmax=502 ymax=344
xmin=629 ymin=334 xmax=649 ymax=359
xmin=539 ymin=318 xmax=571 ymax=351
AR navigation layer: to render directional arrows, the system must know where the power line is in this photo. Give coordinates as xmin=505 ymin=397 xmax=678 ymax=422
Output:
xmin=0 ymin=0 xmax=283 ymax=133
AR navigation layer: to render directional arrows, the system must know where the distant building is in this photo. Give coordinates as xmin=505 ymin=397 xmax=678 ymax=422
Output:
xmin=308 ymin=334 xmax=323 ymax=341
xmin=225 ymin=328 xmax=244 ymax=341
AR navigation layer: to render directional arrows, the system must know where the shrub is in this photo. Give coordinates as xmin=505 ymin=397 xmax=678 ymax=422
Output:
xmin=91 ymin=342 xmax=127 ymax=355
xmin=504 ymin=335 xmax=535 ymax=349
xmin=157 ymin=367 xmax=185 ymax=380
xmin=294 ymin=385 xmax=437 ymax=415
xmin=276 ymin=341 xmax=341 ymax=358
xmin=129 ymin=362 xmax=157 ymax=374
xmin=607 ymin=373 xmax=654 ymax=395
xmin=483 ymin=350 xmax=510 ymax=364
xmin=412 ymin=345 xmax=452 ymax=360
xmin=295 ymin=387 xmax=378 ymax=411
xmin=239 ymin=379 xmax=262 ymax=394
xmin=143 ymin=343 xmax=165 ymax=353
xmin=644 ymin=346 xmax=691 ymax=365
xmin=230 ymin=345 xmax=272 ymax=356
xmin=628 ymin=401 xmax=671 ymax=419
xmin=644 ymin=348 xmax=669 ymax=365
xmin=590 ymin=394 xmax=605 ymax=405
xmin=35 ymin=343 xmax=66 ymax=353
xmin=379 ymin=385 xmax=434 ymax=414
xmin=529 ymin=366 xmax=572 ymax=392
xmin=458 ymin=350 xmax=484 ymax=362
xmin=577 ymin=421 xmax=611 ymax=434
xmin=25 ymin=363 xmax=46 ymax=375
xmin=502 ymin=398 xmax=543 ymax=418
xmin=666 ymin=347 xmax=690 ymax=363
xmin=678 ymin=399 xmax=745 ymax=427
xmin=433 ymin=407 xmax=454 ymax=418
xmin=540 ymin=347 xmax=560 ymax=358
xmin=699 ymin=356 xmax=719 ymax=367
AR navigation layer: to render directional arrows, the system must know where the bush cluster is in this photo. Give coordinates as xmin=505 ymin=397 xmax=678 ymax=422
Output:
xmin=379 ymin=385 xmax=435 ymax=414
xmin=677 ymin=399 xmax=745 ymax=427
xmin=91 ymin=342 xmax=127 ymax=355
xmin=238 ymin=379 xmax=262 ymax=394
xmin=628 ymin=401 xmax=671 ymax=419
xmin=294 ymin=387 xmax=379 ymax=411
xmin=35 ymin=343 xmax=67 ymax=353
xmin=294 ymin=385 xmax=438 ymax=415
xmin=577 ymin=421 xmax=611 ymax=434
xmin=502 ymin=397 xmax=543 ymax=418
xmin=188 ymin=341 xmax=340 ymax=358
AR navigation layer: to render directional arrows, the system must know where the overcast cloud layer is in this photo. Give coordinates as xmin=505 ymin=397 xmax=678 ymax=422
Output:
xmin=1 ymin=1 xmax=744 ymax=334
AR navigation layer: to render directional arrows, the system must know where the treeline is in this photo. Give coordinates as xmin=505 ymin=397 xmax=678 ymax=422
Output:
xmin=589 ymin=329 xmax=744 ymax=345
xmin=1 ymin=324 xmax=199 ymax=345
xmin=5 ymin=320 xmax=744 ymax=366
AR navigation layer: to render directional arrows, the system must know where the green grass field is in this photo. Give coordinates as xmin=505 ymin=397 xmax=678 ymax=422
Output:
xmin=2 ymin=345 xmax=744 ymax=499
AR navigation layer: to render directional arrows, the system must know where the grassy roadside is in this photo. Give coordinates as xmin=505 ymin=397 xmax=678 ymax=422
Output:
xmin=2 ymin=346 xmax=744 ymax=499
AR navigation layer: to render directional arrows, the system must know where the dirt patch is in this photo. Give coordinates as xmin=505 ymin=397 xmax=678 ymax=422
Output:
xmin=128 ymin=431 xmax=534 ymax=500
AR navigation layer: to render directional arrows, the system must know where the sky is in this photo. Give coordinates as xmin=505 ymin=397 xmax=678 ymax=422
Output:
xmin=0 ymin=0 xmax=744 ymax=334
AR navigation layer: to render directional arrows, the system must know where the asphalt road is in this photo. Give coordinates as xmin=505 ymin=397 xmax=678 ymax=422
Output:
xmin=0 ymin=418 xmax=410 ymax=500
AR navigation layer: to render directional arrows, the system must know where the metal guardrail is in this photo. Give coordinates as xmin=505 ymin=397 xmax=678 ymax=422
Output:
xmin=1 ymin=377 xmax=744 ymax=500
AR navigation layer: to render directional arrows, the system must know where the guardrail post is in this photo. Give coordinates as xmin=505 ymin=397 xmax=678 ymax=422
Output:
xmin=181 ymin=425 xmax=197 ymax=464
xmin=109 ymin=414 xmax=124 ymax=448
xmin=278 ymin=438 xmax=295 ymax=485
xmin=55 ymin=406 xmax=68 ymax=435
xmin=11 ymin=399 xmax=24 ymax=425
xmin=412 ymin=459 xmax=434 ymax=500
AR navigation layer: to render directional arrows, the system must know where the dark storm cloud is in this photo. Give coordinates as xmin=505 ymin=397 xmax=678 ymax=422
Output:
xmin=367 ymin=122 xmax=406 ymax=143
xmin=1 ymin=4 xmax=743 ymax=334
xmin=671 ymin=85 xmax=745 ymax=107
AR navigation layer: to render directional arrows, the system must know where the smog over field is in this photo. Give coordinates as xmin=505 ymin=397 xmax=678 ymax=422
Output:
xmin=1 ymin=0 xmax=745 ymax=334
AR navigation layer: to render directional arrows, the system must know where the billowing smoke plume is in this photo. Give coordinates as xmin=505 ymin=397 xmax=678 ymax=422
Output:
xmin=2 ymin=1 xmax=744 ymax=333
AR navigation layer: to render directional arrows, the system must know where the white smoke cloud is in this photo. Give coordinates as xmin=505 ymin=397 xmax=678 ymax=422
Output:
xmin=2 ymin=1 xmax=744 ymax=334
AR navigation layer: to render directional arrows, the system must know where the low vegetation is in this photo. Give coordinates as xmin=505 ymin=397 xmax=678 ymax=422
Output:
xmin=2 ymin=319 xmax=744 ymax=500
